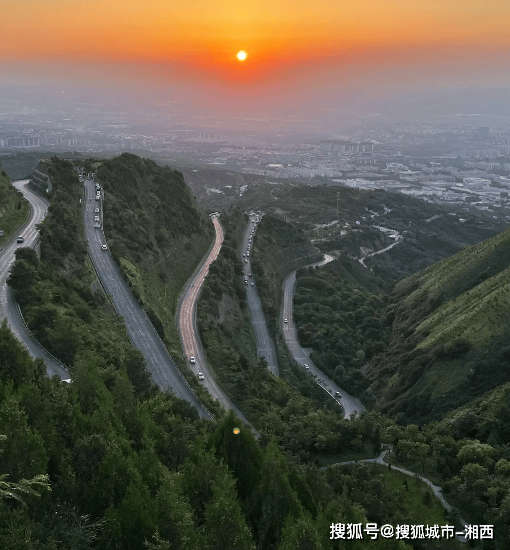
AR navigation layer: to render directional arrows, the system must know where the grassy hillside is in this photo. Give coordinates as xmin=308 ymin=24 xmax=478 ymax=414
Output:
xmin=0 ymin=164 xmax=29 ymax=247
xmin=368 ymin=226 xmax=510 ymax=424
xmin=439 ymin=382 xmax=510 ymax=444
xmin=96 ymin=153 xmax=215 ymax=361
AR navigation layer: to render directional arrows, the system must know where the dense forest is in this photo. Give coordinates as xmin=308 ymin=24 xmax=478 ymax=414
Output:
xmin=293 ymin=260 xmax=389 ymax=403
xmin=249 ymin=215 xmax=322 ymax=338
xmin=4 ymin=312 xmax=510 ymax=548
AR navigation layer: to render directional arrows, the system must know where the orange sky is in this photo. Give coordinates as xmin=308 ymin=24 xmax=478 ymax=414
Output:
xmin=2 ymin=0 xmax=510 ymax=115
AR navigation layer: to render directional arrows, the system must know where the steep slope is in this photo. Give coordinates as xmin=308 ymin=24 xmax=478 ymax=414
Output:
xmin=96 ymin=153 xmax=215 ymax=361
xmin=368 ymin=226 xmax=510 ymax=424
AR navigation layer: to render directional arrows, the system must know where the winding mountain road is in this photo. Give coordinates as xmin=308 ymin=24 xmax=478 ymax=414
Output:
xmin=176 ymin=216 xmax=253 ymax=427
xmin=242 ymin=214 xmax=279 ymax=376
xmin=282 ymin=254 xmax=365 ymax=418
xmin=83 ymin=179 xmax=211 ymax=419
xmin=359 ymin=232 xmax=403 ymax=267
xmin=0 ymin=180 xmax=70 ymax=379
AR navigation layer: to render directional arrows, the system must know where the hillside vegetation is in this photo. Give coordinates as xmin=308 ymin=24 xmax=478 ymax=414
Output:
xmin=251 ymin=215 xmax=322 ymax=337
xmin=368 ymin=225 xmax=510 ymax=424
xmin=96 ymin=153 xmax=215 ymax=361
xmin=294 ymin=259 xmax=389 ymax=403
xmin=0 ymin=164 xmax=29 ymax=247
xmin=191 ymin=176 xmax=506 ymax=284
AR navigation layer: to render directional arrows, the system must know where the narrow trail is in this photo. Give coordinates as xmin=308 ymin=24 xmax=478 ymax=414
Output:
xmin=325 ymin=446 xmax=469 ymax=543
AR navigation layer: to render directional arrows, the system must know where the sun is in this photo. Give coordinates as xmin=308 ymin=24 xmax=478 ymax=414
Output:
xmin=237 ymin=50 xmax=247 ymax=61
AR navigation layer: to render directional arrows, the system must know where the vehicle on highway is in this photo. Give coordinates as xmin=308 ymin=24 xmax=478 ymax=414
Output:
xmin=95 ymin=195 xmax=100 ymax=201
xmin=304 ymin=364 xmax=310 ymax=370
xmin=249 ymin=273 xmax=252 ymax=277
xmin=334 ymin=391 xmax=342 ymax=398
xmin=16 ymin=236 xmax=24 ymax=243
xmin=251 ymin=282 xmax=254 ymax=286
xmin=190 ymin=356 xmax=196 ymax=364
xmin=95 ymin=207 xmax=100 ymax=213
xmin=284 ymin=318 xmax=288 ymax=323
xmin=244 ymin=258 xmax=248 ymax=263
xmin=94 ymin=216 xmax=100 ymax=222
xmin=197 ymin=372 xmax=205 ymax=380
xmin=101 ymin=244 xmax=108 ymax=250
xmin=247 ymin=252 xmax=250 ymax=257
xmin=94 ymin=223 xmax=101 ymax=228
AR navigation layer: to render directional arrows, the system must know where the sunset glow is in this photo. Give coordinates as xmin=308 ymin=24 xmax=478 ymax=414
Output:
xmin=1 ymin=0 xmax=509 ymax=122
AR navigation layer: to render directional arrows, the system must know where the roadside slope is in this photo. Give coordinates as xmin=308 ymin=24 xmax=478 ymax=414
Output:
xmin=97 ymin=153 xmax=215 ymax=361
xmin=242 ymin=213 xmax=279 ymax=375
xmin=0 ymin=166 xmax=30 ymax=248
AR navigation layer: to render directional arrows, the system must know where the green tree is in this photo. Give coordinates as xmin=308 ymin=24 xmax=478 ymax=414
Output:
xmin=0 ymin=320 xmax=36 ymax=386
xmin=251 ymin=439 xmax=302 ymax=549
xmin=457 ymin=441 xmax=495 ymax=469
xmin=277 ymin=512 xmax=323 ymax=550
xmin=154 ymin=472 xmax=201 ymax=550
xmin=209 ymin=410 xmax=263 ymax=503
xmin=0 ymin=397 xmax=48 ymax=481
xmin=102 ymin=479 xmax=156 ymax=550
xmin=202 ymin=469 xmax=255 ymax=550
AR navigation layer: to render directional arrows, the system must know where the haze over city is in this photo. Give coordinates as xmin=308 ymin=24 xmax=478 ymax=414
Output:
xmin=2 ymin=0 xmax=510 ymax=129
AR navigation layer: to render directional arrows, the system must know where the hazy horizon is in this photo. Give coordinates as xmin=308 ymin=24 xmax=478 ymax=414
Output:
xmin=2 ymin=0 xmax=510 ymax=132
